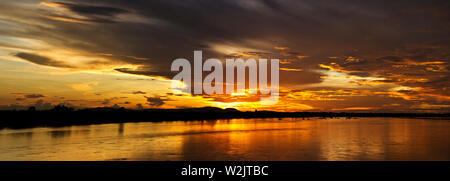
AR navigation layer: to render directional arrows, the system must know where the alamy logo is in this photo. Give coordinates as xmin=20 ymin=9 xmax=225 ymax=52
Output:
xmin=171 ymin=51 xmax=279 ymax=105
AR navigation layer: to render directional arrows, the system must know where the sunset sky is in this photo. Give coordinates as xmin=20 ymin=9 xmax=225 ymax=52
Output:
xmin=0 ymin=0 xmax=449 ymax=112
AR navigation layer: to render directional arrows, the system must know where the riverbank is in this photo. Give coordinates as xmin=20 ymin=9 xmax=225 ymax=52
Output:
xmin=1 ymin=107 xmax=448 ymax=129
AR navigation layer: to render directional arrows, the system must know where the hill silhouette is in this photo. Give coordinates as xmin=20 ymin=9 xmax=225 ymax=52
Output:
xmin=0 ymin=105 xmax=448 ymax=129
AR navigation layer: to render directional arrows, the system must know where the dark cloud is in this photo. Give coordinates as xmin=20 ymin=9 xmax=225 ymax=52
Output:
xmin=12 ymin=93 xmax=45 ymax=100
xmin=41 ymin=1 xmax=129 ymax=24
xmin=0 ymin=100 xmax=54 ymax=110
xmin=102 ymin=97 xmax=121 ymax=105
xmin=144 ymin=96 xmax=166 ymax=107
xmin=101 ymin=99 xmax=109 ymax=105
xmin=45 ymin=14 xmax=115 ymax=24
xmin=55 ymin=2 xmax=128 ymax=17
xmin=7 ymin=0 xmax=447 ymax=77
xmin=15 ymin=52 xmax=73 ymax=68
xmin=24 ymin=94 xmax=45 ymax=99
xmin=114 ymin=68 xmax=173 ymax=78
xmin=132 ymin=91 xmax=146 ymax=94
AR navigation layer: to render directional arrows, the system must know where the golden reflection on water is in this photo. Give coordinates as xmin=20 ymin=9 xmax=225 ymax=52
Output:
xmin=0 ymin=117 xmax=448 ymax=160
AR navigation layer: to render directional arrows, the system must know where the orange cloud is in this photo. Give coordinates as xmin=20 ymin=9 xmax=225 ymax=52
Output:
xmin=333 ymin=107 xmax=375 ymax=111
xmin=297 ymin=55 xmax=308 ymax=59
xmin=319 ymin=63 xmax=360 ymax=73
xmin=279 ymin=59 xmax=292 ymax=64
xmin=39 ymin=2 xmax=65 ymax=8
xmin=126 ymin=56 xmax=149 ymax=61
xmin=280 ymin=67 xmax=302 ymax=72
xmin=44 ymin=15 xmax=93 ymax=24
xmin=68 ymin=82 xmax=99 ymax=91
xmin=274 ymin=46 xmax=289 ymax=50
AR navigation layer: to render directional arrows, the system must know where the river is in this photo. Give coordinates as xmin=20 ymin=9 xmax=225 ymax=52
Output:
xmin=0 ymin=117 xmax=448 ymax=160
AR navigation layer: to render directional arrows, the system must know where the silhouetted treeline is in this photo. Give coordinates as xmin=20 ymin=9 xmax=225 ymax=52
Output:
xmin=0 ymin=106 xmax=448 ymax=129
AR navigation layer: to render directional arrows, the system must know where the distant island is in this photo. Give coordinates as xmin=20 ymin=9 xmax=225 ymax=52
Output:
xmin=0 ymin=105 xmax=448 ymax=129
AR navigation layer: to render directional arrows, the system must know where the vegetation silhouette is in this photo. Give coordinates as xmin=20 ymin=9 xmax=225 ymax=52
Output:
xmin=0 ymin=105 xmax=448 ymax=129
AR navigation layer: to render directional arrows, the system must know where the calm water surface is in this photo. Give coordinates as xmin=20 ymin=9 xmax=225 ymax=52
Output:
xmin=0 ymin=117 xmax=449 ymax=160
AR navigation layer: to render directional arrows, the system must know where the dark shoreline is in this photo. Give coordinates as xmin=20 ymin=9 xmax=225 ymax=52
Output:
xmin=1 ymin=107 xmax=449 ymax=129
